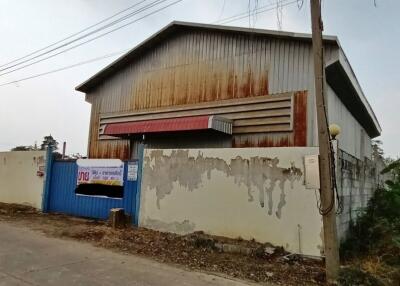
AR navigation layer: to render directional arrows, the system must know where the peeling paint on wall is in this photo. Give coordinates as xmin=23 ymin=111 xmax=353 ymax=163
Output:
xmin=139 ymin=147 xmax=323 ymax=256
xmin=143 ymin=149 xmax=302 ymax=218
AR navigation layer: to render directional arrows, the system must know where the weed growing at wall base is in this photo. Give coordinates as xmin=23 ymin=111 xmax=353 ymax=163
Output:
xmin=339 ymin=161 xmax=400 ymax=285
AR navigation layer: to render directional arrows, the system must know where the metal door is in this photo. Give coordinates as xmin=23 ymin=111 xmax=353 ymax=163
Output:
xmin=46 ymin=160 xmax=139 ymax=222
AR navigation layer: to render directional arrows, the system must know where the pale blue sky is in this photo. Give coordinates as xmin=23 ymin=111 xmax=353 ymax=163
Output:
xmin=0 ymin=0 xmax=398 ymax=157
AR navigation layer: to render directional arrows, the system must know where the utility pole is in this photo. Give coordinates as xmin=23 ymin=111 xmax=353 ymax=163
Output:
xmin=310 ymin=0 xmax=340 ymax=282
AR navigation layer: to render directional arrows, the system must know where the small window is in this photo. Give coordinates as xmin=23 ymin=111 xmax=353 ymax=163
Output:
xmin=75 ymin=183 xmax=123 ymax=199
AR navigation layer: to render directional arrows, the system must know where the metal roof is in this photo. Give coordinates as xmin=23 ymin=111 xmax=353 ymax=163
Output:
xmin=326 ymin=59 xmax=381 ymax=137
xmin=75 ymin=21 xmax=338 ymax=93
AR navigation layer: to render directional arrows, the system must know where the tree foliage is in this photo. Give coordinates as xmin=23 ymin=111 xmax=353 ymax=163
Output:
xmin=40 ymin=135 xmax=58 ymax=150
xmin=340 ymin=163 xmax=400 ymax=284
xmin=381 ymin=159 xmax=400 ymax=187
xmin=372 ymin=139 xmax=384 ymax=160
xmin=11 ymin=145 xmax=35 ymax=151
xmin=11 ymin=135 xmax=59 ymax=152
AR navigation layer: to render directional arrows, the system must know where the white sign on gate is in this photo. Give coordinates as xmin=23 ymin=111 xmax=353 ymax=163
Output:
xmin=76 ymin=159 xmax=124 ymax=186
xmin=127 ymin=161 xmax=138 ymax=181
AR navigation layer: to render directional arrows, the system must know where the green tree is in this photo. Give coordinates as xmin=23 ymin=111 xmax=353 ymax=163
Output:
xmin=40 ymin=135 xmax=58 ymax=150
xmin=381 ymin=159 xmax=400 ymax=187
xmin=11 ymin=145 xmax=34 ymax=151
xmin=372 ymin=139 xmax=384 ymax=161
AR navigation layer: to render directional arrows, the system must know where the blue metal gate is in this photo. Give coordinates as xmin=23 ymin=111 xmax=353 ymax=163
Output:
xmin=44 ymin=160 xmax=140 ymax=222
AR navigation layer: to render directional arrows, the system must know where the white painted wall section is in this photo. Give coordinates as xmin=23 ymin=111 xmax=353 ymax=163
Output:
xmin=0 ymin=151 xmax=47 ymax=209
xmin=139 ymin=147 xmax=323 ymax=257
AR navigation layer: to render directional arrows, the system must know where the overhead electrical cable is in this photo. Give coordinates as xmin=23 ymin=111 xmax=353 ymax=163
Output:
xmin=0 ymin=0 xmax=183 ymax=77
xmin=1 ymin=0 xmax=299 ymax=86
xmin=0 ymin=0 xmax=296 ymax=77
xmin=0 ymin=0 xmax=149 ymax=69
xmin=216 ymin=0 xmax=298 ymax=25
xmin=0 ymin=0 xmax=174 ymax=74
xmin=0 ymin=50 xmax=128 ymax=87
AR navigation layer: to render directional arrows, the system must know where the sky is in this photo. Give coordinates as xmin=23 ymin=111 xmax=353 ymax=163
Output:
xmin=0 ymin=0 xmax=398 ymax=158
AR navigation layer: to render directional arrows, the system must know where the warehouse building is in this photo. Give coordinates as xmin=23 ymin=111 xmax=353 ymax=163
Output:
xmin=76 ymin=21 xmax=381 ymax=161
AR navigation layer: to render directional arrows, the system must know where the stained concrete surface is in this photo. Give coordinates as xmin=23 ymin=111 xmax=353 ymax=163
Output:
xmin=0 ymin=222 xmax=254 ymax=286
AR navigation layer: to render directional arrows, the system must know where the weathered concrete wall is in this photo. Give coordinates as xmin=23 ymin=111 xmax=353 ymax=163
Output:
xmin=139 ymin=147 xmax=323 ymax=257
xmin=0 ymin=151 xmax=47 ymax=209
xmin=336 ymin=149 xmax=379 ymax=240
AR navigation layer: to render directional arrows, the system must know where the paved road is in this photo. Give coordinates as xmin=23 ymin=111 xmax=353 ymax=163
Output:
xmin=0 ymin=222 xmax=253 ymax=286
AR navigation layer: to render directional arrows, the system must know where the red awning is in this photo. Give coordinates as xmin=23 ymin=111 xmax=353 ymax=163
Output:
xmin=102 ymin=115 xmax=232 ymax=136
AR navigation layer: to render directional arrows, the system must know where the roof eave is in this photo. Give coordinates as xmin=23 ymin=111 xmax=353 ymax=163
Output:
xmin=325 ymin=57 xmax=381 ymax=138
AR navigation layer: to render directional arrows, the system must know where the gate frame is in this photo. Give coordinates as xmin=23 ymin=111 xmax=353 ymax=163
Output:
xmin=133 ymin=143 xmax=144 ymax=225
xmin=41 ymin=147 xmax=54 ymax=213
xmin=41 ymin=145 xmax=144 ymax=226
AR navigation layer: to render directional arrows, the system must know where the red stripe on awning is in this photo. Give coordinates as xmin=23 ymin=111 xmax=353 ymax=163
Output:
xmin=103 ymin=116 xmax=213 ymax=135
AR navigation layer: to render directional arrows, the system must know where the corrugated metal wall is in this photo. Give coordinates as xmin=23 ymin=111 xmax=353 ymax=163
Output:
xmin=99 ymin=92 xmax=307 ymax=148
xmin=48 ymin=160 xmax=138 ymax=220
xmin=327 ymin=85 xmax=372 ymax=159
xmin=85 ymin=29 xmax=366 ymax=160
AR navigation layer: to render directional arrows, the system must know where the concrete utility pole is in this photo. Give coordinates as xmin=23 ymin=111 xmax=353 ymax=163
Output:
xmin=310 ymin=0 xmax=340 ymax=282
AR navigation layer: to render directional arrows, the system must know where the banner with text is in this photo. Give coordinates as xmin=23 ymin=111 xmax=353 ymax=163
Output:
xmin=76 ymin=159 xmax=124 ymax=186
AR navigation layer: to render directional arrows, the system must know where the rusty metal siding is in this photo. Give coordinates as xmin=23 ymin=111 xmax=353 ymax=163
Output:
xmin=87 ymin=92 xmax=130 ymax=159
xmin=97 ymin=92 xmax=305 ymax=149
xmin=85 ymin=30 xmax=336 ymax=159
xmin=99 ymin=94 xmax=293 ymax=130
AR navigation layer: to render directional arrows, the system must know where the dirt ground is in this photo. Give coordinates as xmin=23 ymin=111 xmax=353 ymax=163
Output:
xmin=0 ymin=203 xmax=326 ymax=285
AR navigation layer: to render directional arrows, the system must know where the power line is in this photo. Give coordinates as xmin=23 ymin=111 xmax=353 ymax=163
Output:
xmin=216 ymin=0 xmax=298 ymax=25
xmin=0 ymin=0 xmax=149 ymax=69
xmin=0 ymin=50 xmax=128 ymax=87
xmin=217 ymin=0 xmax=226 ymax=22
xmin=0 ymin=0 xmax=171 ymax=73
xmin=220 ymin=0 xmax=297 ymax=25
xmin=0 ymin=0 xmax=184 ymax=77
xmin=1 ymin=0 xmax=298 ymax=87
xmin=213 ymin=0 xmax=292 ymax=24
xmin=0 ymin=0 xmax=297 ymax=78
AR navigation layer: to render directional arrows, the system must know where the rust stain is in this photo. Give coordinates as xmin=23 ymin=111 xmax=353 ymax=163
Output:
xmin=232 ymin=135 xmax=292 ymax=148
xmin=257 ymin=138 xmax=273 ymax=147
xmin=210 ymin=73 xmax=218 ymax=101
xmin=141 ymin=64 xmax=268 ymax=105
xmin=227 ymin=70 xmax=234 ymax=97
xmin=278 ymin=136 xmax=290 ymax=147
xmin=250 ymin=70 xmax=255 ymax=97
xmin=233 ymin=74 xmax=238 ymax=98
xmin=89 ymin=139 xmax=130 ymax=160
xmin=217 ymin=76 xmax=222 ymax=100
xmin=259 ymin=74 xmax=269 ymax=95
xmin=232 ymin=138 xmax=252 ymax=148
xmin=293 ymin=91 xmax=308 ymax=146
xmin=239 ymin=70 xmax=252 ymax=98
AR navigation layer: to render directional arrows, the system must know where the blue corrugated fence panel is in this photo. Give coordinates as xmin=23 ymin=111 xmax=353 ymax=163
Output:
xmin=48 ymin=160 xmax=138 ymax=221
